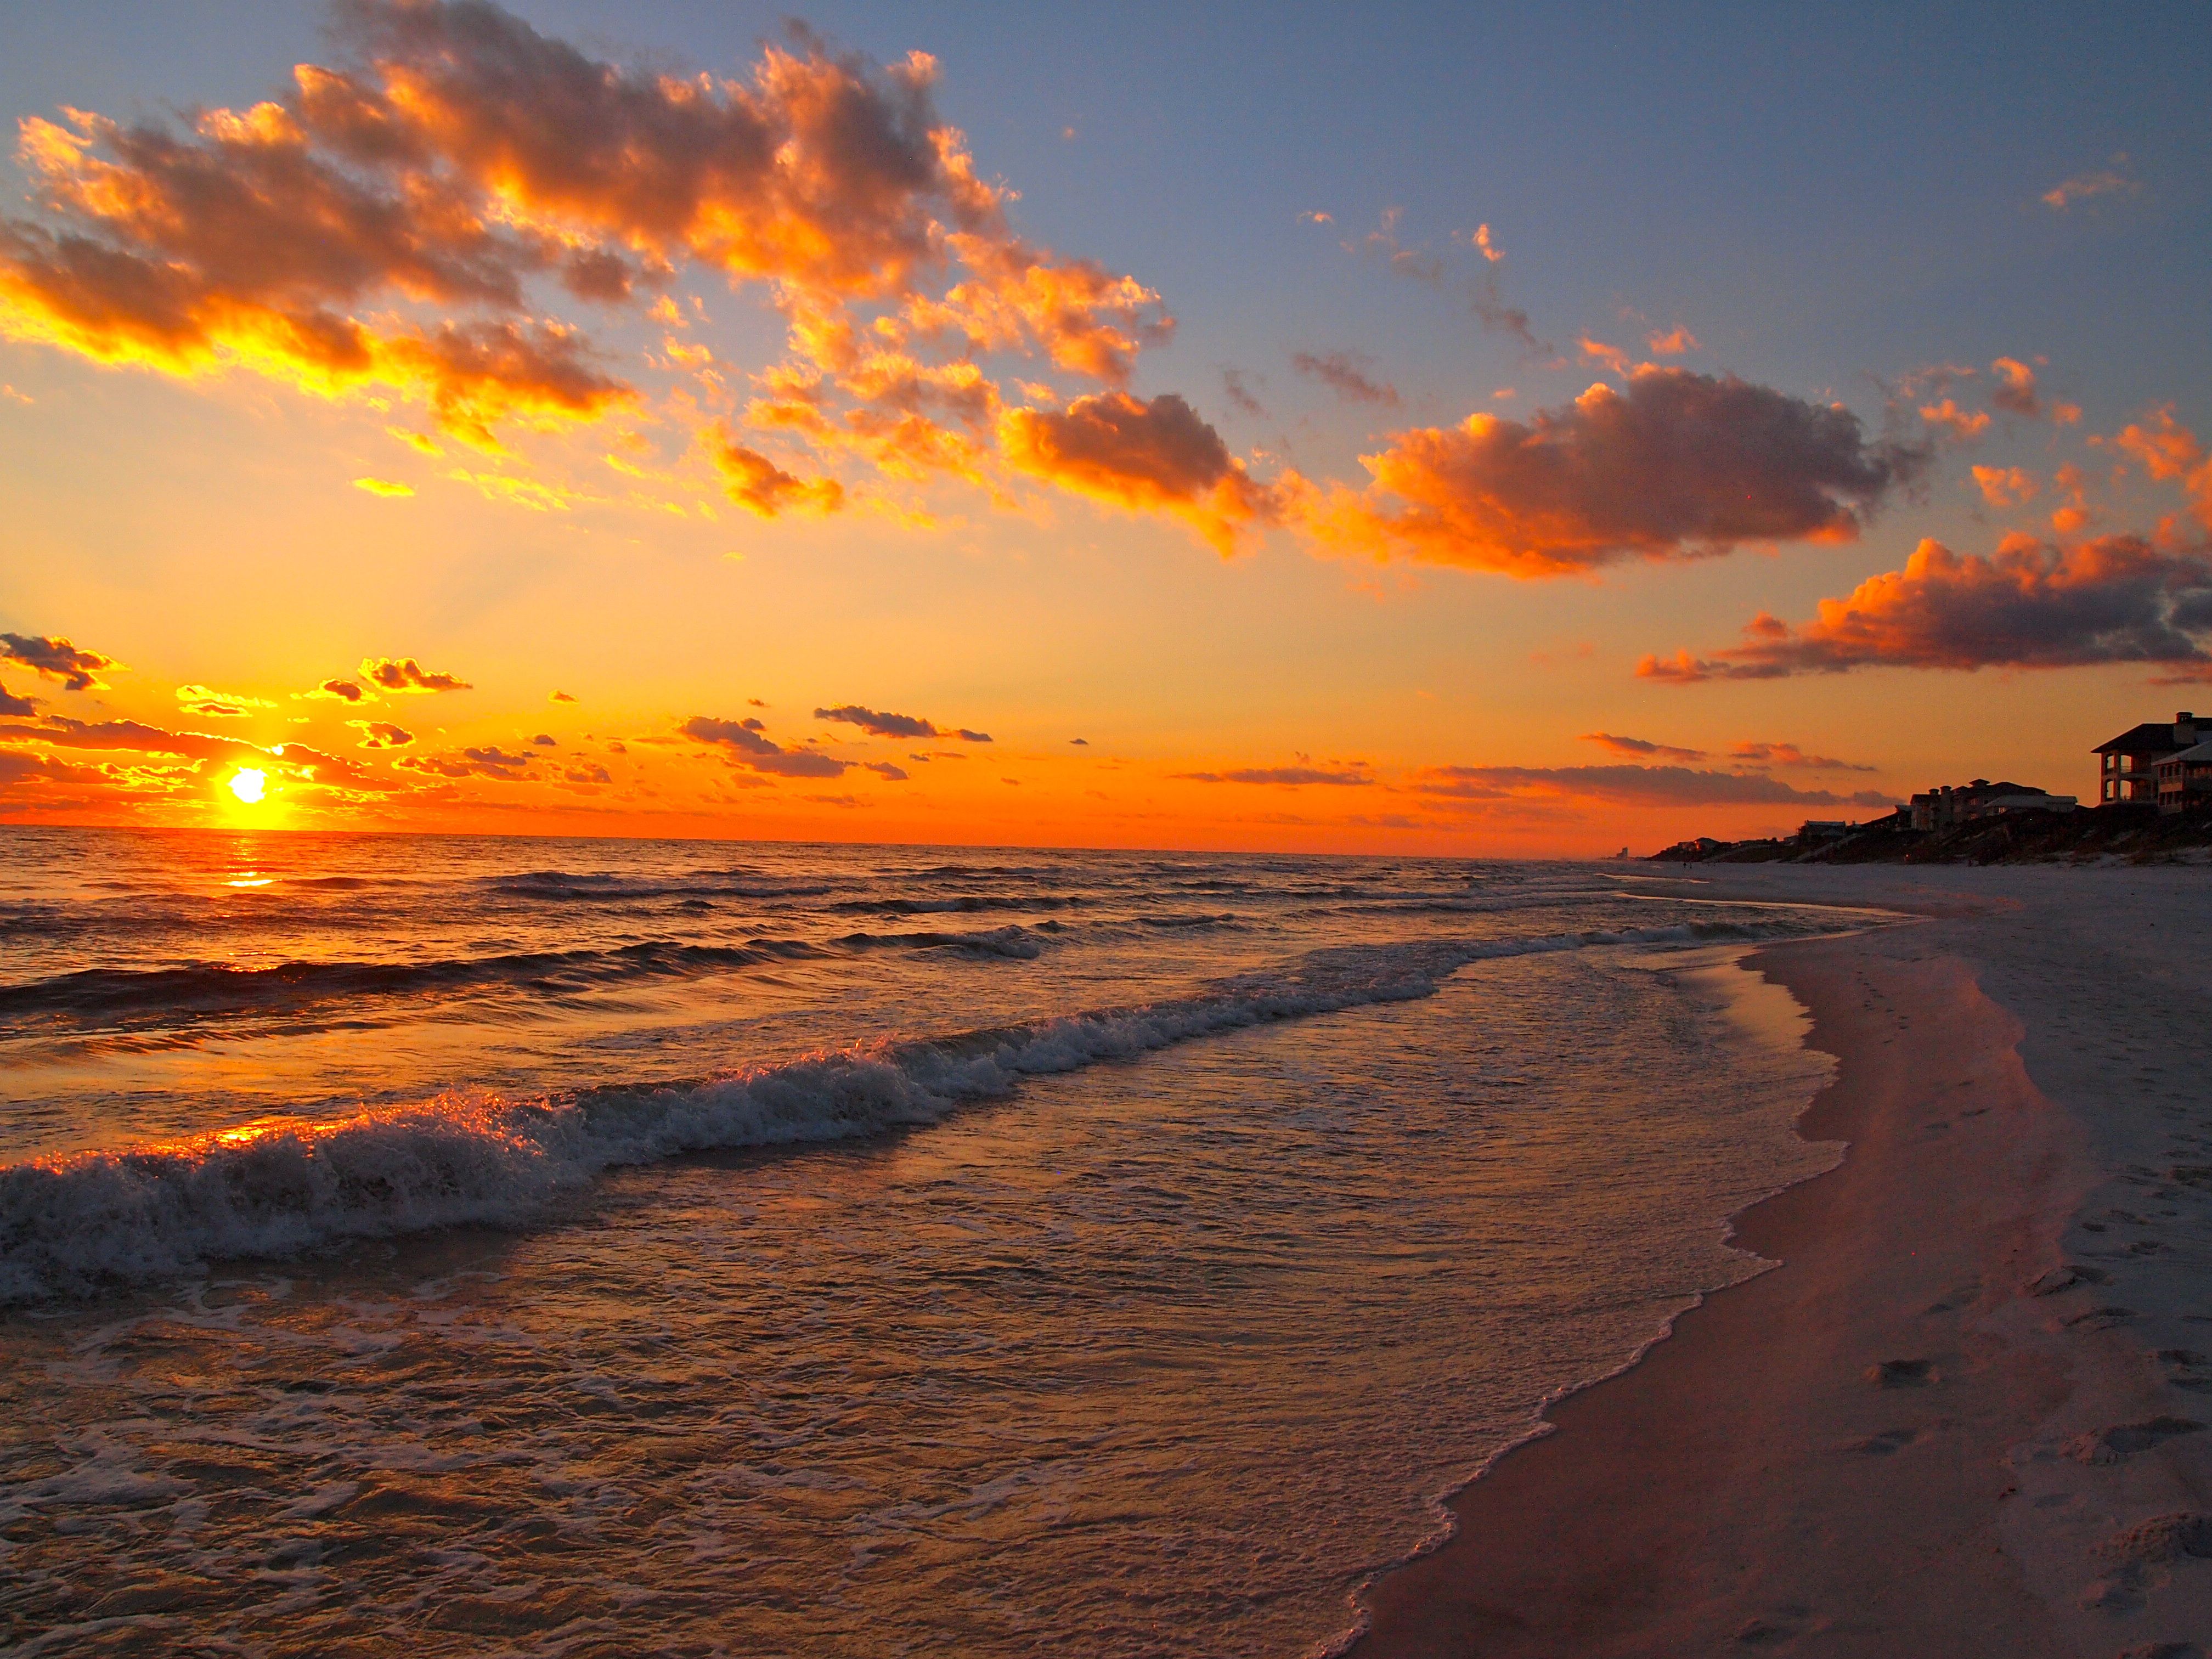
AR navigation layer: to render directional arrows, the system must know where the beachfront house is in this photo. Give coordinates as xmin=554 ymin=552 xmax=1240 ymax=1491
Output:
xmin=2095 ymin=711 xmax=2197 ymax=805
xmin=1909 ymin=780 xmax=2078 ymax=833
xmin=2155 ymin=739 xmax=2212 ymax=813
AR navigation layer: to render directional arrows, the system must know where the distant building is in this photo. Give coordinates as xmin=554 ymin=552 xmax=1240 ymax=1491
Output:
xmin=2095 ymin=711 xmax=2198 ymax=805
xmin=2155 ymin=739 xmax=2212 ymax=814
xmin=1909 ymin=779 xmax=2078 ymax=832
xmin=1797 ymin=819 xmax=1853 ymax=847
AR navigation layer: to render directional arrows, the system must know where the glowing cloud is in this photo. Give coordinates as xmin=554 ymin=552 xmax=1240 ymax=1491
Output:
xmin=362 ymin=656 xmax=472 ymax=693
xmin=176 ymin=684 xmax=274 ymax=717
xmin=1638 ymin=533 xmax=2212 ymax=681
xmin=1001 ymin=391 xmax=1275 ymax=552
xmin=1290 ymin=369 xmax=1926 ymax=577
xmin=681 ymin=714 xmax=848 ymax=777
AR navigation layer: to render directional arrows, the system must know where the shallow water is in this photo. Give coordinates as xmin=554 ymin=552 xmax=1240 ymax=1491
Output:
xmin=0 ymin=831 xmax=1850 ymax=1655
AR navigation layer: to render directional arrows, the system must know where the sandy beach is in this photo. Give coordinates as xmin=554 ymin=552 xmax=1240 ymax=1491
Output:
xmin=1355 ymin=864 xmax=2212 ymax=1657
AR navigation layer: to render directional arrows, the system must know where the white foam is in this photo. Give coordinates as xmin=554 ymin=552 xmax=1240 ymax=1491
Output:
xmin=0 ymin=919 xmax=1814 ymax=1302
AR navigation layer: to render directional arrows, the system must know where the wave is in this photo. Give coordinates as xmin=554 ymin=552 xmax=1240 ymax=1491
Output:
xmin=0 ymin=939 xmax=833 ymax=1028
xmin=0 ymin=916 xmax=1820 ymax=1304
xmin=487 ymin=871 xmax=840 ymax=904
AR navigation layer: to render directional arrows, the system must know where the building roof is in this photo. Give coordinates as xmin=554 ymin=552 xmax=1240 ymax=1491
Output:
xmin=2096 ymin=718 xmax=2198 ymax=755
xmin=2158 ymin=740 xmax=2212 ymax=768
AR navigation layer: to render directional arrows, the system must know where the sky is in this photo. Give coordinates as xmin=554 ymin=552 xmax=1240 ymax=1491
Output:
xmin=1 ymin=0 xmax=2208 ymax=855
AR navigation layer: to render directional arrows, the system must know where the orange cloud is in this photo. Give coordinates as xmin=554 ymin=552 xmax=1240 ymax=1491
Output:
xmin=1580 ymin=731 xmax=1707 ymax=762
xmin=1971 ymin=465 xmax=2039 ymax=507
xmin=1001 ymin=391 xmax=1277 ymax=553
xmin=2107 ymin=407 xmax=2212 ymax=530
xmin=713 ymin=435 xmax=844 ymax=516
xmin=175 ymin=683 xmax=272 ymax=718
xmin=1645 ymin=325 xmax=1698 ymax=356
xmin=348 ymin=719 xmax=415 ymax=748
xmin=1290 ymin=369 xmax=1926 ymax=577
xmin=1638 ymin=532 xmax=2212 ymax=680
xmin=1919 ymin=399 xmax=1990 ymax=442
xmin=2041 ymin=161 xmax=2141 ymax=211
xmin=0 ymin=3 xmax=1166 ymax=479
xmin=1577 ymin=336 xmax=1633 ymax=375
xmin=1988 ymin=357 xmax=2077 ymax=425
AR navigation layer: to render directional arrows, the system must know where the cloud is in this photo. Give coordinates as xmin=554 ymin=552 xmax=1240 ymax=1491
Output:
xmin=396 ymin=743 xmax=533 ymax=780
xmin=353 ymin=476 xmax=414 ymax=497
xmin=1291 ymin=350 xmax=1398 ymax=407
xmin=1289 ymin=368 xmax=1926 ymax=577
xmin=1001 ymin=390 xmax=1276 ymax=552
xmin=816 ymin=704 xmax=940 ymax=740
xmin=549 ymin=689 xmax=577 ymax=703
xmin=362 ymin=656 xmax=471 ymax=693
xmin=1728 ymin=742 xmax=1876 ymax=772
xmin=2106 ymin=407 xmax=2212 ymax=531
xmin=713 ymin=433 xmax=843 ymax=516
xmin=864 ymin=760 xmax=909 ymax=780
xmin=1173 ymin=766 xmax=1373 ymax=786
xmin=681 ymin=714 xmax=848 ymax=777
xmin=176 ymin=683 xmax=274 ymax=718
xmin=1414 ymin=763 xmax=1892 ymax=809
xmin=347 ymin=719 xmax=415 ymax=748
xmin=306 ymin=678 xmax=368 ymax=702
xmin=1578 ymin=336 xmax=1633 ymax=376
xmin=1989 ymin=357 xmax=2079 ymax=425
xmin=1580 ymin=731 xmax=1708 ymax=762
xmin=0 ymin=2 xmax=1167 ymax=470
xmin=530 ymin=733 xmax=555 ymax=746
xmin=1971 ymin=465 xmax=2039 ymax=507
xmin=1919 ymin=399 xmax=1990 ymax=442
xmin=1220 ymin=368 xmax=1265 ymax=419
xmin=2042 ymin=161 xmax=2141 ymax=211
xmin=1645 ymin=325 xmax=1698 ymax=356
xmin=1 ymin=631 xmax=122 ymax=691
xmin=1637 ymin=532 xmax=2212 ymax=680
xmin=0 ymin=681 xmax=38 ymax=716
xmin=1470 ymin=223 xmax=1504 ymax=263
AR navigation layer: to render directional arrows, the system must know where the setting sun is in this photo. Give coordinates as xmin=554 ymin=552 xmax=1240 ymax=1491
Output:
xmin=228 ymin=768 xmax=267 ymax=805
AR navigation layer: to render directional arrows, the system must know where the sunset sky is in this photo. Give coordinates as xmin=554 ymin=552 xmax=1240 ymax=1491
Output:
xmin=2 ymin=1 xmax=2208 ymax=854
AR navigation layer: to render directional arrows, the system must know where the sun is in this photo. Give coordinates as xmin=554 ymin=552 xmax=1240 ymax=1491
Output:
xmin=228 ymin=768 xmax=267 ymax=804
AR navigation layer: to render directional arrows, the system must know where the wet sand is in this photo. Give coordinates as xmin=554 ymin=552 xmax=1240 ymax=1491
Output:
xmin=1354 ymin=868 xmax=2212 ymax=1658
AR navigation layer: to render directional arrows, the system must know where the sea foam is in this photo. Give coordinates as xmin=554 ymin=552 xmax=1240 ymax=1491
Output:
xmin=0 ymin=919 xmax=1806 ymax=1303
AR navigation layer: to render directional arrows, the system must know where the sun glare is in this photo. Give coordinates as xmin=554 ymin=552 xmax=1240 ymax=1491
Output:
xmin=228 ymin=768 xmax=267 ymax=804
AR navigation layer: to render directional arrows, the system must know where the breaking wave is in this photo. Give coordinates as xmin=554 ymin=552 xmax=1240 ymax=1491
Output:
xmin=0 ymin=917 xmax=1814 ymax=1304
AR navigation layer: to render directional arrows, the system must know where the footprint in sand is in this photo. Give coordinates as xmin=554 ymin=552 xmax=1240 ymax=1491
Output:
xmin=2066 ymin=1418 xmax=2205 ymax=1465
xmin=1866 ymin=1358 xmax=1937 ymax=1388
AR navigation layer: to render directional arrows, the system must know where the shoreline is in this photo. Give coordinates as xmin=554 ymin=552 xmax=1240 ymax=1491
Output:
xmin=1352 ymin=868 xmax=2212 ymax=1656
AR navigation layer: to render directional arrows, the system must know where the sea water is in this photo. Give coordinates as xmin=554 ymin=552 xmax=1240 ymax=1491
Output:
xmin=0 ymin=830 xmax=1857 ymax=1655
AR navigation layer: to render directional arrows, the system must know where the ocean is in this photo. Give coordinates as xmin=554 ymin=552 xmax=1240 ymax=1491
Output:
xmin=0 ymin=829 xmax=1857 ymax=1655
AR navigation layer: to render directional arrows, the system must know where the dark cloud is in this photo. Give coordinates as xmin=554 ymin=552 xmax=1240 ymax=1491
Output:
xmin=394 ymin=743 xmax=533 ymax=779
xmin=1221 ymin=367 xmax=1265 ymax=419
xmin=531 ymin=733 xmax=555 ymax=746
xmin=681 ymin=714 xmax=848 ymax=777
xmin=362 ymin=656 xmax=472 ymax=692
xmin=1292 ymin=349 xmax=1399 ymax=408
xmin=814 ymin=704 xmax=989 ymax=741
xmin=864 ymin=760 xmax=909 ymax=780
xmin=307 ymin=678 xmax=368 ymax=701
xmin=1638 ymin=533 xmax=2212 ymax=681
xmin=1729 ymin=742 xmax=1876 ymax=772
xmin=348 ymin=719 xmax=415 ymax=749
xmin=1415 ymin=764 xmax=1892 ymax=809
xmin=0 ymin=681 xmax=41 ymax=717
xmin=1173 ymin=766 xmax=1374 ymax=786
xmin=0 ymin=631 xmax=122 ymax=691
xmin=1290 ymin=368 xmax=1927 ymax=577
xmin=1580 ymin=731 xmax=1708 ymax=762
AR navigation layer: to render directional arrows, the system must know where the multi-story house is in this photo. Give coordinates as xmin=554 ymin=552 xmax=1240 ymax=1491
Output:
xmin=2094 ymin=712 xmax=2197 ymax=805
xmin=1909 ymin=780 xmax=2076 ymax=832
xmin=2155 ymin=739 xmax=2212 ymax=813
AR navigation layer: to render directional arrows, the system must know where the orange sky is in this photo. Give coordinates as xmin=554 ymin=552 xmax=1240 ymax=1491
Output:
xmin=3 ymin=3 xmax=2208 ymax=855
